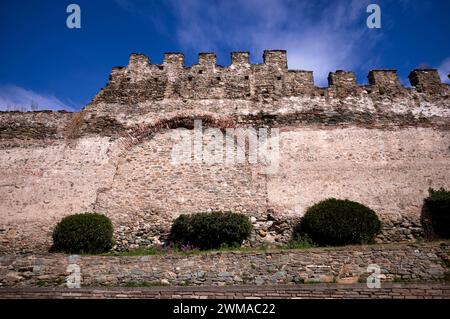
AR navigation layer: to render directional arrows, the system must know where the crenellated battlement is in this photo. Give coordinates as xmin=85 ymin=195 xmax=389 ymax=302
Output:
xmin=408 ymin=69 xmax=444 ymax=93
xmin=328 ymin=70 xmax=357 ymax=87
xmin=92 ymin=50 xmax=449 ymax=105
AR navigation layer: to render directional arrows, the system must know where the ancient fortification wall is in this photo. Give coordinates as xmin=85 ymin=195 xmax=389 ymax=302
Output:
xmin=0 ymin=50 xmax=449 ymax=253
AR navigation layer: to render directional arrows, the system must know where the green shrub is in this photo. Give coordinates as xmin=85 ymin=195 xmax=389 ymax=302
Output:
xmin=51 ymin=213 xmax=114 ymax=254
xmin=169 ymin=211 xmax=252 ymax=250
xmin=422 ymin=188 xmax=450 ymax=238
xmin=294 ymin=198 xmax=382 ymax=246
xmin=169 ymin=214 xmax=193 ymax=247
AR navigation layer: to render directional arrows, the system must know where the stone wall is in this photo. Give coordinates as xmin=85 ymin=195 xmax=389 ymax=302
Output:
xmin=90 ymin=51 xmax=448 ymax=105
xmin=0 ymin=111 xmax=72 ymax=148
xmin=1 ymin=284 xmax=449 ymax=299
xmin=0 ymin=137 xmax=117 ymax=253
xmin=1 ymin=125 xmax=449 ymax=252
xmin=0 ymin=50 xmax=449 ymax=253
xmin=94 ymin=126 xmax=450 ymax=249
xmin=0 ymin=242 xmax=449 ymax=288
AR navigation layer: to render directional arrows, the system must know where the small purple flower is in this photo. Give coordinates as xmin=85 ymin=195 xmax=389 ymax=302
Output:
xmin=180 ymin=242 xmax=196 ymax=252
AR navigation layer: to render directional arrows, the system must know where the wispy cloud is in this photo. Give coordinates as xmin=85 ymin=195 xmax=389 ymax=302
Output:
xmin=164 ymin=0 xmax=380 ymax=85
xmin=438 ymin=57 xmax=450 ymax=84
xmin=0 ymin=85 xmax=74 ymax=111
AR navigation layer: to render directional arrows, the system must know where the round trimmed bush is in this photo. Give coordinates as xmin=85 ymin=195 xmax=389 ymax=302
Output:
xmin=422 ymin=188 xmax=450 ymax=238
xmin=169 ymin=211 xmax=252 ymax=250
xmin=169 ymin=214 xmax=193 ymax=246
xmin=51 ymin=213 xmax=114 ymax=254
xmin=294 ymin=198 xmax=382 ymax=246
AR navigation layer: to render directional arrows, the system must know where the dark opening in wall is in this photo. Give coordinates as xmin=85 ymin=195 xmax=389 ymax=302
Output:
xmin=154 ymin=78 xmax=158 ymax=82
xmin=199 ymin=70 xmax=203 ymax=74
xmin=277 ymin=76 xmax=282 ymax=81
xmin=188 ymin=76 xmax=193 ymax=81
xmin=217 ymin=77 xmax=221 ymax=81
xmin=244 ymin=76 xmax=249 ymax=80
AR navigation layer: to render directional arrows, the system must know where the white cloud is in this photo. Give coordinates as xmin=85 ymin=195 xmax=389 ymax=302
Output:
xmin=166 ymin=0 xmax=378 ymax=85
xmin=437 ymin=57 xmax=450 ymax=84
xmin=0 ymin=85 xmax=74 ymax=111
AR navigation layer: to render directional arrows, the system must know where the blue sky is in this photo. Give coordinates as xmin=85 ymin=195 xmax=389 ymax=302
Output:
xmin=0 ymin=0 xmax=449 ymax=111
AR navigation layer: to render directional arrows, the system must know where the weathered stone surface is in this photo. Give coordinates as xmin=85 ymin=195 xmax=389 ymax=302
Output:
xmin=0 ymin=50 xmax=449 ymax=253
xmin=1 ymin=283 xmax=450 ymax=299
xmin=0 ymin=242 xmax=448 ymax=288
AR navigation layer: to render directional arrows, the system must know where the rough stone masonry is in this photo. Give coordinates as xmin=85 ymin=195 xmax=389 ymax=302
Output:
xmin=1 ymin=242 xmax=449 ymax=288
xmin=0 ymin=50 xmax=449 ymax=253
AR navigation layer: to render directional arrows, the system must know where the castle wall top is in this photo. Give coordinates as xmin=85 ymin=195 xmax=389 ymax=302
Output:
xmin=92 ymin=50 xmax=449 ymax=104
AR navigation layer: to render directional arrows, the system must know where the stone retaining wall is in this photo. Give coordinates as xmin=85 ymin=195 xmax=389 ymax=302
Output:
xmin=1 ymin=283 xmax=449 ymax=299
xmin=1 ymin=242 xmax=449 ymax=288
